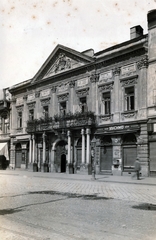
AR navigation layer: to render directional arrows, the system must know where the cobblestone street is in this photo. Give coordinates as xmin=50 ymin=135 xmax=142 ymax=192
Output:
xmin=0 ymin=171 xmax=156 ymax=239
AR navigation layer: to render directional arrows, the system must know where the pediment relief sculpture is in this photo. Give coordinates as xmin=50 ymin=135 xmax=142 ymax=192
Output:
xmin=43 ymin=53 xmax=85 ymax=79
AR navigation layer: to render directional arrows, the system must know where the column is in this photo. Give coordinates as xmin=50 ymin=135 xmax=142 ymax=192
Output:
xmin=42 ymin=132 xmax=46 ymax=163
xmin=32 ymin=134 xmax=36 ymax=163
xmin=81 ymin=129 xmax=85 ymax=165
xmin=29 ymin=136 xmax=32 ymax=163
xmin=86 ymin=128 xmax=91 ymax=164
xmin=67 ymin=130 xmax=71 ymax=164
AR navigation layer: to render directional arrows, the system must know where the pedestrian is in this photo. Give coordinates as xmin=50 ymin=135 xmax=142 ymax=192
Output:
xmin=132 ymin=157 xmax=141 ymax=180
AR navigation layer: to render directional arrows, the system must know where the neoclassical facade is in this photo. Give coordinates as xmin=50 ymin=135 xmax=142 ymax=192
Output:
xmin=8 ymin=10 xmax=156 ymax=177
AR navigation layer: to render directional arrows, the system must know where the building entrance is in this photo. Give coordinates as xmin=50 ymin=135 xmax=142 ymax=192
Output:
xmin=61 ymin=154 xmax=66 ymax=172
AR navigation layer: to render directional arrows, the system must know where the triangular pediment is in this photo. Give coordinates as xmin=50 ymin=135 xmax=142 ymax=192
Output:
xmin=32 ymin=45 xmax=94 ymax=82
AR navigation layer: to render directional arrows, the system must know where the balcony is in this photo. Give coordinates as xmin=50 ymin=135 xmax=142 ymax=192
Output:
xmin=26 ymin=111 xmax=96 ymax=133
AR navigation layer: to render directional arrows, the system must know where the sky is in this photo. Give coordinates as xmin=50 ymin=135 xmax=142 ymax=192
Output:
xmin=1 ymin=0 xmax=156 ymax=89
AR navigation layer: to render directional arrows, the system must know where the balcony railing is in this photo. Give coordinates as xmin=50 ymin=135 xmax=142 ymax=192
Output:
xmin=26 ymin=111 xmax=96 ymax=133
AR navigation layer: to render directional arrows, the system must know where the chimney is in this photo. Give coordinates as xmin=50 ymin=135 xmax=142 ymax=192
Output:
xmin=148 ymin=9 xmax=156 ymax=30
xmin=130 ymin=25 xmax=144 ymax=39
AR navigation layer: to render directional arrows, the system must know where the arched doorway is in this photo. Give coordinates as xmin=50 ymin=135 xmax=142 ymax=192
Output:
xmin=122 ymin=133 xmax=137 ymax=170
xmin=15 ymin=143 xmax=22 ymax=168
xmin=55 ymin=140 xmax=67 ymax=172
xmin=100 ymin=136 xmax=112 ymax=172
xmin=61 ymin=154 xmax=66 ymax=172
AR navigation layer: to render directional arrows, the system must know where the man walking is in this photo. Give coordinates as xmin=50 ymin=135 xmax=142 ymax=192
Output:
xmin=133 ymin=157 xmax=141 ymax=180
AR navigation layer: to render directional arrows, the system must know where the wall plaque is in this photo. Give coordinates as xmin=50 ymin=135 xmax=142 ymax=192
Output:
xmin=77 ymin=78 xmax=88 ymax=87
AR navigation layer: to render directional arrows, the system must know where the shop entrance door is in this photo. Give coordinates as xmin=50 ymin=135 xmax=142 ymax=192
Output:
xmin=149 ymin=142 xmax=156 ymax=176
xmin=123 ymin=146 xmax=137 ymax=170
xmin=100 ymin=146 xmax=112 ymax=171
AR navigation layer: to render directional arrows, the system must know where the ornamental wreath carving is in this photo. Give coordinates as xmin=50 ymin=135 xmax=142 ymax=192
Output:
xmin=27 ymin=102 xmax=36 ymax=109
xmin=54 ymin=53 xmax=71 ymax=73
xmin=40 ymin=98 xmax=51 ymax=106
xmin=90 ymin=73 xmax=99 ymax=83
xmin=16 ymin=106 xmax=24 ymax=112
xmin=137 ymin=56 xmax=148 ymax=69
xmin=98 ymin=82 xmax=114 ymax=92
xmin=76 ymin=87 xmax=89 ymax=97
xmin=57 ymin=93 xmax=69 ymax=102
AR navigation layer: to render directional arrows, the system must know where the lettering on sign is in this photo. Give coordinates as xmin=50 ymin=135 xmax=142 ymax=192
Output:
xmin=27 ymin=93 xmax=35 ymax=101
xmin=77 ymin=78 xmax=88 ymax=87
xmin=40 ymin=89 xmax=51 ymax=97
xmin=121 ymin=64 xmax=136 ymax=75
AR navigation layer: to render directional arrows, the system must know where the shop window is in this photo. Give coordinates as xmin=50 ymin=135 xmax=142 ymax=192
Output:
xmin=80 ymin=97 xmax=87 ymax=113
xmin=29 ymin=109 xmax=34 ymax=121
xmin=4 ymin=118 xmax=9 ymax=133
xmin=43 ymin=106 xmax=49 ymax=118
xmin=17 ymin=112 xmax=22 ymax=128
xmin=60 ymin=102 xmax=66 ymax=116
xmin=125 ymin=87 xmax=135 ymax=111
xmin=102 ymin=92 xmax=111 ymax=115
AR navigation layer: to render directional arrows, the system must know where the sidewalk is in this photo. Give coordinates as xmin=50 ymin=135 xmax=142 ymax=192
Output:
xmin=0 ymin=169 xmax=156 ymax=186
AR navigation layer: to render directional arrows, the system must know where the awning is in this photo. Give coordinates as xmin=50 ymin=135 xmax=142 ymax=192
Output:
xmin=0 ymin=143 xmax=9 ymax=161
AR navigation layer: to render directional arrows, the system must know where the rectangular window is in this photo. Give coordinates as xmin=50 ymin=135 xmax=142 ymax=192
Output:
xmin=125 ymin=87 xmax=135 ymax=111
xmin=80 ymin=97 xmax=87 ymax=112
xmin=29 ymin=109 xmax=34 ymax=121
xmin=102 ymin=92 xmax=111 ymax=114
xmin=43 ymin=106 xmax=49 ymax=118
xmin=60 ymin=102 xmax=66 ymax=116
xmin=18 ymin=112 xmax=22 ymax=128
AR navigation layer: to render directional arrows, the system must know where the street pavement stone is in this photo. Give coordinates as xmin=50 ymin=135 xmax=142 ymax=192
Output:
xmin=0 ymin=170 xmax=156 ymax=204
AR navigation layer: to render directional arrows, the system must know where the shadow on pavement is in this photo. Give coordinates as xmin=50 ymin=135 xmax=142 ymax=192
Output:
xmin=132 ymin=203 xmax=156 ymax=211
xmin=29 ymin=190 xmax=113 ymax=200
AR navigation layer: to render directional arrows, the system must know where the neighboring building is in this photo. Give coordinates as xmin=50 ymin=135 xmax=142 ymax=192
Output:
xmin=0 ymin=88 xmax=10 ymax=169
xmin=8 ymin=10 xmax=156 ymax=176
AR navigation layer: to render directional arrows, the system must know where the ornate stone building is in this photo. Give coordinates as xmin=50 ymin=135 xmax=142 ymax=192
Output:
xmin=8 ymin=10 xmax=156 ymax=177
xmin=0 ymin=88 xmax=10 ymax=169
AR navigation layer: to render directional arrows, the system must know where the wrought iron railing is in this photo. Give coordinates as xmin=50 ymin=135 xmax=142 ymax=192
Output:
xmin=26 ymin=111 xmax=96 ymax=133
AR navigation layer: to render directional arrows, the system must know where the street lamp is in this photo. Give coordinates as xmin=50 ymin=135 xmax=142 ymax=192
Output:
xmin=91 ymin=136 xmax=96 ymax=180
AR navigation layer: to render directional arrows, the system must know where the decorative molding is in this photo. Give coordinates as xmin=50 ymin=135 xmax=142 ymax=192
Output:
xmin=98 ymin=82 xmax=114 ymax=92
xmin=35 ymin=91 xmax=40 ymax=98
xmin=113 ymin=68 xmax=121 ymax=76
xmin=27 ymin=93 xmax=36 ymax=102
xmin=51 ymin=86 xmax=56 ymax=93
xmin=90 ymin=73 xmax=99 ymax=83
xmin=121 ymin=63 xmax=137 ymax=78
xmin=137 ymin=56 xmax=148 ymax=69
xmin=99 ymin=71 xmax=112 ymax=83
xmin=120 ymin=76 xmax=138 ymax=87
xmin=23 ymin=95 xmax=27 ymax=100
xmin=40 ymin=89 xmax=51 ymax=98
xmin=99 ymin=114 xmax=113 ymax=122
xmin=57 ymin=93 xmax=69 ymax=102
xmin=40 ymin=97 xmax=51 ymax=106
xmin=69 ymin=81 xmax=75 ymax=88
xmin=76 ymin=87 xmax=89 ymax=97
xmin=16 ymin=106 xmax=24 ymax=112
xmin=27 ymin=102 xmax=36 ymax=109
xmin=54 ymin=53 xmax=71 ymax=73
xmin=121 ymin=111 xmax=137 ymax=120
xmin=57 ymin=83 xmax=69 ymax=93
